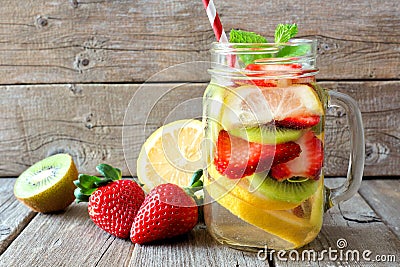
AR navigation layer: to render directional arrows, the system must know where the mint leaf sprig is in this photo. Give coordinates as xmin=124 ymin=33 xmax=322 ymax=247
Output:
xmin=229 ymin=29 xmax=267 ymax=43
xmin=229 ymin=23 xmax=310 ymax=65
xmin=274 ymin=23 xmax=298 ymax=43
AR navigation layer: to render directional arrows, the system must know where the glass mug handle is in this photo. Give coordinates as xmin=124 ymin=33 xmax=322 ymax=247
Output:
xmin=324 ymin=90 xmax=365 ymax=210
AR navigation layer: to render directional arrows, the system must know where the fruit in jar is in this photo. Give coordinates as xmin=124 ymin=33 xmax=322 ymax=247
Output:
xmin=204 ymin=175 xmax=316 ymax=248
xmin=229 ymin=124 xmax=303 ymax=144
xmin=276 ymin=115 xmax=320 ymax=129
xmin=247 ymin=173 xmax=319 ymax=204
xmin=220 ymin=84 xmax=323 ymax=131
xmin=214 ymin=130 xmax=301 ymax=179
xmin=207 ymin=163 xmax=308 ymax=210
xmin=271 ymin=131 xmax=323 ymax=181
xmin=221 ymin=85 xmax=274 ymax=130
xmin=261 ymin=84 xmax=324 ymax=121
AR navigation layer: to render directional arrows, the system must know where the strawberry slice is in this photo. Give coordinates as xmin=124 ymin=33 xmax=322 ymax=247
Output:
xmin=270 ymin=131 xmax=323 ymax=181
xmin=236 ymin=63 xmax=302 ymax=87
xmin=272 ymin=141 xmax=302 ymax=166
xmin=214 ymin=130 xmax=301 ymax=179
xmin=245 ymin=63 xmax=302 ymax=73
xmin=275 ymin=115 xmax=321 ymax=129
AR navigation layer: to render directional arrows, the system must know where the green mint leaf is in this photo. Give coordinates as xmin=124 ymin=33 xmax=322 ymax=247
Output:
xmin=276 ymin=44 xmax=310 ymax=57
xmin=229 ymin=29 xmax=267 ymax=43
xmin=274 ymin=24 xmax=310 ymax=58
xmin=274 ymin=23 xmax=298 ymax=43
xmin=229 ymin=29 xmax=269 ymax=65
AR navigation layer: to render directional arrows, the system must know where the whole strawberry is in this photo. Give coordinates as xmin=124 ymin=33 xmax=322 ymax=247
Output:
xmin=130 ymin=183 xmax=199 ymax=244
xmin=74 ymin=164 xmax=145 ymax=239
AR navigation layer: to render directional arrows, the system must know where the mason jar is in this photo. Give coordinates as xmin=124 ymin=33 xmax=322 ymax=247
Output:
xmin=202 ymin=40 xmax=365 ymax=251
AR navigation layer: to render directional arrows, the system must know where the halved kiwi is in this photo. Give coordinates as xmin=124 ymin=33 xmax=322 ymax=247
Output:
xmin=14 ymin=154 xmax=78 ymax=213
xmin=229 ymin=125 xmax=303 ymax=144
xmin=247 ymin=173 xmax=318 ymax=204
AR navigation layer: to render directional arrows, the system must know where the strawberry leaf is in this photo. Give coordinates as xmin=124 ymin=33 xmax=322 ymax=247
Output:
xmin=189 ymin=169 xmax=203 ymax=187
xmin=77 ymin=174 xmax=102 ymax=189
xmin=96 ymin=164 xmax=122 ymax=181
xmin=74 ymin=188 xmax=90 ymax=203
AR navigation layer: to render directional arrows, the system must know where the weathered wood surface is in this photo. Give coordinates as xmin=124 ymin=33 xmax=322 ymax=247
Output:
xmin=0 ymin=81 xmax=398 ymax=177
xmin=359 ymin=179 xmax=400 ymax=239
xmin=274 ymin=178 xmax=400 ymax=266
xmin=0 ymin=179 xmax=36 ymax=255
xmin=0 ymin=0 xmax=399 ymax=84
xmin=1 ymin=178 xmax=399 ymax=266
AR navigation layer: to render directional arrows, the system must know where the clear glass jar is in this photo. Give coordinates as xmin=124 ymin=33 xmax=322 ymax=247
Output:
xmin=202 ymin=40 xmax=365 ymax=251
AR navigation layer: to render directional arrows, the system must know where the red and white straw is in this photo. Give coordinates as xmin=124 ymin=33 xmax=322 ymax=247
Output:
xmin=202 ymin=0 xmax=228 ymax=43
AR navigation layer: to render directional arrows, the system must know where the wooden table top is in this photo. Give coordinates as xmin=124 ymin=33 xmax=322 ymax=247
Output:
xmin=0 ymin=178 xmax=399 ymax=267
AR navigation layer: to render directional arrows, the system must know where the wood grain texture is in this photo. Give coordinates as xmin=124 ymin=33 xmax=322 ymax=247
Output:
xmin=359 ymin=179 xmax=400 ymax=239
xmin=0 ymin=0 xmax=399 ymax=84
xmin=1 ymin=179 xmax=398 ymax=266
xmin=0 ymin=202 xmax=270 ymax=267
xmin=0 ymin=178 xmax=36 ymax=255
xmin=274 ymin=178 xmax=400 ymax=266
xmin=131 ymin=224 xmax=270 ymax=267
xmin=0 ymin=202 xmax=135 ymax=266
xmin=0 ymin=81 xmax=398 ymax=177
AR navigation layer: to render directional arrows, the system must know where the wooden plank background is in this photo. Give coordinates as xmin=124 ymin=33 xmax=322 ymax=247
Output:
xmin=0 ymin=0 xmax=399 ymax=177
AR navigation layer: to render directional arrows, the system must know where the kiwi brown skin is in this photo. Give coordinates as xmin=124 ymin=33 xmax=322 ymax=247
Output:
xmin=15 ymin=155 xmax=78 ymax=213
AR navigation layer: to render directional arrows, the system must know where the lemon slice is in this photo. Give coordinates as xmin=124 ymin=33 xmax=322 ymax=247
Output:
xmin=205 ymin=177 xmax=315 ymax=247
xmin=221 ymin=84 xmax=323 ymax=130
xmin=221 ymin=85 xmax=273 ymax=130
xmin=261 ymin=84 xmax=324 ymax=120
xmin=137 ymin=119 xmax=205 ymax=192
xmin=206 ymin=164 xmax=300 ymax=210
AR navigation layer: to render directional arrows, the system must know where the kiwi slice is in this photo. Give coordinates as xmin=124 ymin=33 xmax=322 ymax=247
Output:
xmin=14 ymin=154 xmax=78 ymax=213
xmin=229 ymin=125 xmax=303 ymax=144
xmin=247 ymin=173 xmax=318 ymax=204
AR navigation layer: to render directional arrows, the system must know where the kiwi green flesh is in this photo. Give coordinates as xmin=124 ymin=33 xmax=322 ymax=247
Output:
xmin=14 ymin=154 xmax=74 ymax=198
xmin=229 ymin=125 xmax=303 ymax=144
xmin=247 ymin=173 xmax=319 ymax=204
xmin=14 ymin=154 xmax=78 ymax=213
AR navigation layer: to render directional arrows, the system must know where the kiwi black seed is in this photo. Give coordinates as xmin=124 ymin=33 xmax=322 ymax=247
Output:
xmin=247 ymin=173 xmax=319 ymax=204
xmin=14 ymin=154 xmax=78 ymax=213
xmin=229 ymin=125 xmax=303 ymax=144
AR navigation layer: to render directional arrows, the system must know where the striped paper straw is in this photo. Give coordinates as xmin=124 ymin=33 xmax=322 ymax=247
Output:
xmin=202 ymin=0 xmax=228 ymax=43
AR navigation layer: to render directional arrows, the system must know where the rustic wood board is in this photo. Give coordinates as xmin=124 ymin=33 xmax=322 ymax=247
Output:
xmin=130 ymin=224 xmax=270 ymax=267
xmin=273 ymin=178 xmax=400 ymax=266
xmin=0 ymin=81 xmax=398 ymax=177
xmin=0 ymin=178 xmax=36 ymax=255
xmin=0 ymin=202 xmax=134 ymax=267
xmin=359 ymin=179 xmax=400 ymax=239
xmin=0 ymin=0 xmax=399 ymax=84
xmin=0 ymin=202 xmax=270 ymax=267
xmin=1 ymin=178 xmax=398 ymax=266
